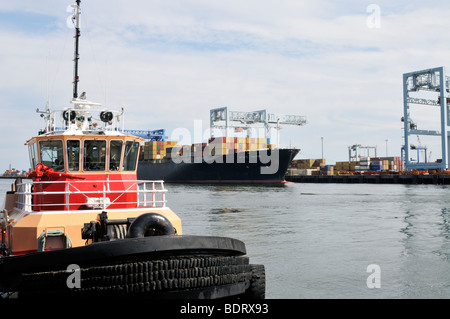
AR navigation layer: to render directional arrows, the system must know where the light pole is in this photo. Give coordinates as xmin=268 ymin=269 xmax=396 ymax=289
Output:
xmin=321 ymin=137 xmax=324 ymax=160
xmin=385 ymin=139 xmax=388 ymax=157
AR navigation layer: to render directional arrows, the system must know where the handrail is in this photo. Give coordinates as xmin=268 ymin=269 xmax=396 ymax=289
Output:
xmin=14 ymin=179 xmax=167 ymax=212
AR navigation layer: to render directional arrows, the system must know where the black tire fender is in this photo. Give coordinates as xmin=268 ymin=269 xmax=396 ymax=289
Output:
xmin=127 ymin=213 xmax=175 ymax=238
xmin=244 ymin=264 xmax=266 ymax=299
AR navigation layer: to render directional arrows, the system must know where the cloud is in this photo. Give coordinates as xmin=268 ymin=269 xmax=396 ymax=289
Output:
xmin=2 ymin=1 xmax=450 ymax=171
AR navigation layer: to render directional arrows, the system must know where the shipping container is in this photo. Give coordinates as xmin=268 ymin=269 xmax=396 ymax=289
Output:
xmin=290 ymin=159 xmax=325 ymax=170
xmin=320 ymin=165 xmax=334 ymax=175
xmin=335 ymin=161 xmax=360 ymax=171
xmin=143 ymin=141 xmax=179 ymax=160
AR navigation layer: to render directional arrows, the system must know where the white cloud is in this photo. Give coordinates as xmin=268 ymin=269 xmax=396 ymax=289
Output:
xmin=2 ymin=1 xmax=450 ymax=171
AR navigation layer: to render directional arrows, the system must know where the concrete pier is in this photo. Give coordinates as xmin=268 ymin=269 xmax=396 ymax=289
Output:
xmin=285 ymin=174 xmax=450 ymax=185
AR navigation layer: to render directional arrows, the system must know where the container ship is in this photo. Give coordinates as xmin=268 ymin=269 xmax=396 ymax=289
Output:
xmin=137 ymin=137 xmax=299 ymax=184
xmin=134 ymin=107 xmax=306 ymax=184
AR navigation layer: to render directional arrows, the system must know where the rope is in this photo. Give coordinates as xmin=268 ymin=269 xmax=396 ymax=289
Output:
xmin=37 ymin=229 xmax=73 ymax=252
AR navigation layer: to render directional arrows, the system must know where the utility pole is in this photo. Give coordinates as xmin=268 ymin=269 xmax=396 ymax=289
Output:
xmin=385 ymin=139 xmax=388 ymax=157
xmin=321 ymin=137 xmax=324 ymax=160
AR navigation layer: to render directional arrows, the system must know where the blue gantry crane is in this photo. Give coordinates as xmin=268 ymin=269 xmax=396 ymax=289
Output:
xmin=402 ymin=66 xmax=450 ymax=171
xmin=122 ymin=129 xmax=166 ymax=141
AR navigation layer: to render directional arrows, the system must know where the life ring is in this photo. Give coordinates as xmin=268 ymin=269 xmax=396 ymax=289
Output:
xmin=127 ymin=213 xmax=175 ymax=238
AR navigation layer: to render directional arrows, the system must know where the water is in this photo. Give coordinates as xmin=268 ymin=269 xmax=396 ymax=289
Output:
xmin=2 ymin=179 xmax=450 ymax=299
xmin=164 ymin=182 xmax=450 ymax=299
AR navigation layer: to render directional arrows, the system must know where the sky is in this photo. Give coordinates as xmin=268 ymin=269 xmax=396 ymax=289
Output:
xmin=1 ymin=0 xmax=450 ymax=171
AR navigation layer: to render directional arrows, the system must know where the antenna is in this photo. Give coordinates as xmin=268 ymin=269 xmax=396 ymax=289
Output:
xmin=45 ymin=55 xmax=50 ymax=112
xmin=71 ymin=0 xmax=81 ymax=99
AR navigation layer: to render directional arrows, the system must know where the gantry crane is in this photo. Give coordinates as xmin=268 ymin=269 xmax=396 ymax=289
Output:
xmin=402 ymin=66 xmax=450 ymax=171
xmin=210 ymin=107 xmax=307 ymax=147
xmin=122 ymin=129 xmax=166 ymax=141
xmin=348 ymin=144 xmax=377 ymax=161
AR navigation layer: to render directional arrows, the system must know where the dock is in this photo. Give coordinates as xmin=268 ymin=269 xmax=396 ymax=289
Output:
xmin=285 ymin=174 xmax=450 ymax=185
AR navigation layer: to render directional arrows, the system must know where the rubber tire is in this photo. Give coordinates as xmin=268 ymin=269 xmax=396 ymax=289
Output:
xmin=127 ymin=213 xmax=175 ymax=238
xmin=243 ymin=264 xmax=265 ymax=299
xmin=18 ymin=255 xmax=253 ymax=299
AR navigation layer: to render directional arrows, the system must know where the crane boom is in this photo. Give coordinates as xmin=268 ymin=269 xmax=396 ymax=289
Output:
xmin=210 ymin=107 xmax=307 ymax=145
xmin=211 ymin=107 xmax=306 ymax=126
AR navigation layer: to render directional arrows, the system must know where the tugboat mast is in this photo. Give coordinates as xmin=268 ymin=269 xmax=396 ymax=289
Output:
xmin=72 ymin=0 xmax=81 ymax=99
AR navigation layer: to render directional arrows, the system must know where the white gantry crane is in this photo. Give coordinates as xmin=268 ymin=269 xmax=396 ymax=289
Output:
xmin=402 ymin=66 xmax=450 ymax=171
xmin=209 ymin=107 xmax=307 ymax=147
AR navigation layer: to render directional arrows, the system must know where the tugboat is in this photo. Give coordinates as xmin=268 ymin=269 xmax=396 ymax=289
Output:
xmin=0 ymin=1 xmax=265 ymax=300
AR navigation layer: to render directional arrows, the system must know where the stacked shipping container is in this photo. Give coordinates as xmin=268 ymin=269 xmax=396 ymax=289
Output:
xmin=192 ymin=143 xmax=208 ymax=159
xmin=288 ymin=159 xmax=326 ymax=176
xmin=319 ymin=165 xmax=334 ymax=176
xmin=335 ymin=161 xmax=360 ymax=172
xmin=206 ymin=137 xmax=270 ymax=155
xmin=2 ymin=169 xmax=28 ymax=177
xmin=289 ymin=156 xmax=404 ymax=176
xmin=234 ymin=137 xmax=246 ymax=153
xmin=142 ymin=137 xmax=272 ymax=160
xmin=143 ymin=141 xmax=179 ymax=160
xmin=208 ymin=137 xmax=268 ymax=152
xmin=207 ymin=137 xmax=234 ymax=156
xmin=290 ymin=159 xmax=326 ymax=169
xmin=335 ymin=156 xmax=403 ymax=173
xmin=354 ymin=157 xmax=403 ymax=172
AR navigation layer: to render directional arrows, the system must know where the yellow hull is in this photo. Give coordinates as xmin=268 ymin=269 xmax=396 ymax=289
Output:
xmin=6 ymin=205 xmax=182 ymax=255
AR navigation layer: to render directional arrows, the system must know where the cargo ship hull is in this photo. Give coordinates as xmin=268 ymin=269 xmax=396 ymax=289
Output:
xmin=137 ymin=148 xmax=299 ymax=184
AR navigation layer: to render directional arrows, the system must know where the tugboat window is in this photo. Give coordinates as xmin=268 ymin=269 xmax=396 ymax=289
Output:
xmin=109 ymin=140 xmax=123 ymax=171
xmin=83 ymin=140 xmax=106 ymax=171
xmin=67 ymin=140 xmax=80 ymax=172
xmin=39 ymin=140 xmax=64 ymax=172
xmin=28 ymin=142 xmax=38 ymax=169
xmin=123 ymin=141 xmax=139 ymax=171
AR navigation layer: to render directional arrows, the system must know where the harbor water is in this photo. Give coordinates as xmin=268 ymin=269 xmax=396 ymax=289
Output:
xmin=2 ymin=179 xmax=450 ymax=299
